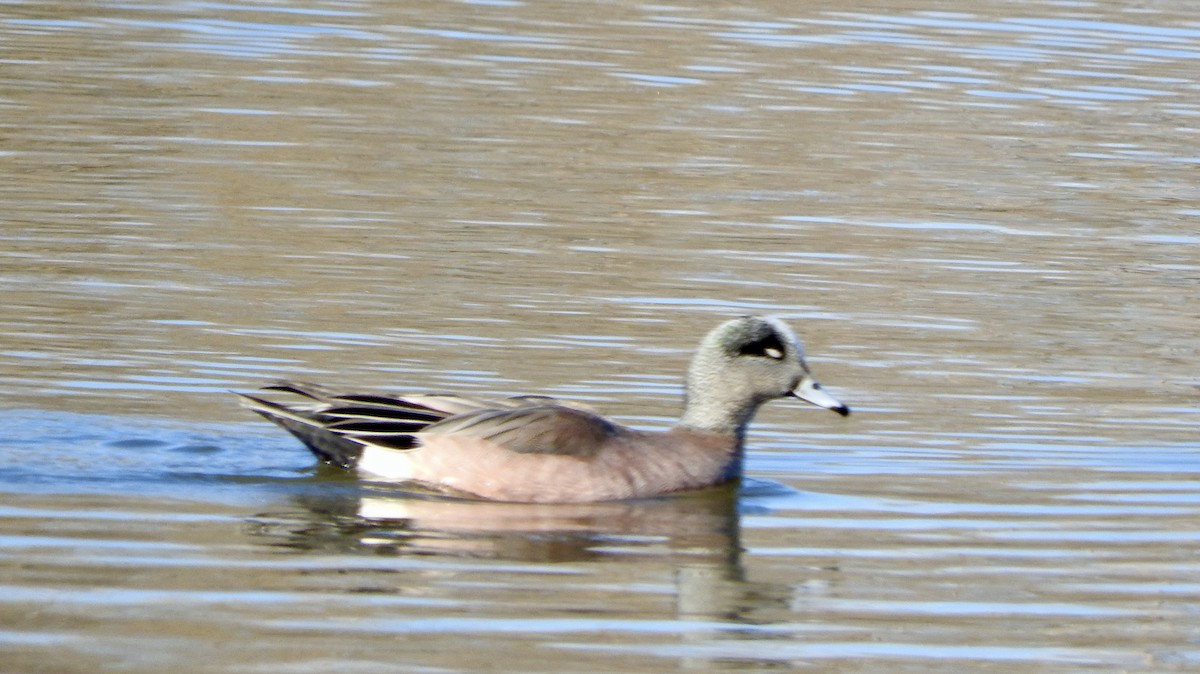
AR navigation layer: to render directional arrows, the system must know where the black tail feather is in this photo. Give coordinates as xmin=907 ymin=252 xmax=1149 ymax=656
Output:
xmin=254 ymin=411 xmax=364 ymax=469
xmin=237 ymin=383 xmax=451 ymax=468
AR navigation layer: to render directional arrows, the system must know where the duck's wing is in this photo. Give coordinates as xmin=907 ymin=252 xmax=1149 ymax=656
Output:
xmin=237 ymin=381 xmax=614 ymax=464
xmin=418 ymin=404 xmax=622 ymax=457
xmin=257 ymin=381 xmax=500 ymax=416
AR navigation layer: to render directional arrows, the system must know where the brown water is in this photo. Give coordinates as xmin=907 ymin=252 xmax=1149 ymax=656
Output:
xmin=2 ymin=1 xmax=1199 ymax=671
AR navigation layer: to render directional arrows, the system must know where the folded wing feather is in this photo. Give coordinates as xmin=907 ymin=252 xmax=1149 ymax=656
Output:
xmin=240 ymin=381 xmax=622 ymax=461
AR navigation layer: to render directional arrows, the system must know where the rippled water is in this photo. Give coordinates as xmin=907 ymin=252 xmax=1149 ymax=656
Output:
xmin=2 ymin=1 xmax=1199 ymax=671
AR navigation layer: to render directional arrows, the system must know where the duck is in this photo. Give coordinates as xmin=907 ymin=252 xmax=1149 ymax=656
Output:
xmin=236 ymin=315 xmax=849 ymax=503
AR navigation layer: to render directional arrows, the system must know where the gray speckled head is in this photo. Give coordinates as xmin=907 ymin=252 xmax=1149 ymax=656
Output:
xmin=676 ymin=316 xmax=847 ymax=439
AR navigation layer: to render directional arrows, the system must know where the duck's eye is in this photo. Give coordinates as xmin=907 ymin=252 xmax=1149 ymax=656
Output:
xmin=739 ymin=333 xmax=787 ymax=360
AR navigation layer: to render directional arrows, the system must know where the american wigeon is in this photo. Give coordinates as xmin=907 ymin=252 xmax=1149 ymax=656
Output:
xmin=237 ymin=316 xmax=849 ymax=503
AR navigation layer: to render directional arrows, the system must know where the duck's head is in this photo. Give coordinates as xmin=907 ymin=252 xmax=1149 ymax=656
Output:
xmin=680 ymin=316 xmax=849 ymax=435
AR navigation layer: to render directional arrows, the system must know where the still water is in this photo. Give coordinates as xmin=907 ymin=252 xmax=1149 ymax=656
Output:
xmin=2 ymin=0 xmax=1199 ymax=671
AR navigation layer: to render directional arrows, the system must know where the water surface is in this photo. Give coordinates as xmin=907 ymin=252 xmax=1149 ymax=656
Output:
xmin=1 ymin=0 xmax=1198 ymax=671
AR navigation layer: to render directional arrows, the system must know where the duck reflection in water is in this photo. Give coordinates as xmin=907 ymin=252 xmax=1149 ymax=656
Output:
xmin=248 ymin=478 xmax=804 ymax=621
